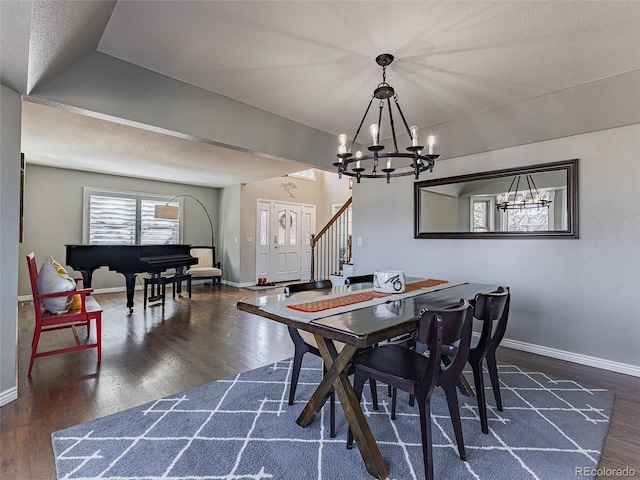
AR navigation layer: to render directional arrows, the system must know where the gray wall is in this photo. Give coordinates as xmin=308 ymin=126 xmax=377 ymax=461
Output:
xmin=0 ymin=86 xmax=21 ymax=405
xmin=219 ymin=184 xmax=242 ymax=285
xmin=353 ymin=123 xmax=640 ymax=373
xmin=17 ymin=165 xmax=219 ymax=296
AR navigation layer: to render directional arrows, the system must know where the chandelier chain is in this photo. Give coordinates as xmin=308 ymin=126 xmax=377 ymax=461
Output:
xmin=387 ymin=97 xmax=399 ymax=153
xmin=350 ymin=96 xmax=375 ymax=153
xmin=393 ymin=96 xmax=413 ymax=142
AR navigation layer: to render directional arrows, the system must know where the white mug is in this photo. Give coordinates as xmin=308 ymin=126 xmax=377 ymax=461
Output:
xmin=373 ymin=270 xmax=406 ymax=294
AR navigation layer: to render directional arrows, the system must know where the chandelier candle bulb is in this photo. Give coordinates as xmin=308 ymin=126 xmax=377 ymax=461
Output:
xmin=355 ymin=150 xmax=362 ymax=169
xmin=427 ymin=135 xmax=436 ymax=155
xmin=370 ymin=124 xmax=379 ymax=146
xmin=338 ymin=134 xmax=347 ymax=155
xmin=410 ymin=126 xmax=419 ymax=146
xmin=387 ymin=159 xmax=392 ymax=169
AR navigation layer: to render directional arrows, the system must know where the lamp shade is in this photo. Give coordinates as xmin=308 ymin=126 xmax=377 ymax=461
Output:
xmin=154 ymin=204 xmax=180 ymax=220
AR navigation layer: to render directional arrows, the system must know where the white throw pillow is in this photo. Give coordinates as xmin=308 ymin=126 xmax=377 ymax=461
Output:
xmin=36 ymin=256 xmax=76 ymax=314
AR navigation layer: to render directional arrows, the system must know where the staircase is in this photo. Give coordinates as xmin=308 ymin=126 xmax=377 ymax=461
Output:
xmin=310 ymin=197 xmax=352 ymax=281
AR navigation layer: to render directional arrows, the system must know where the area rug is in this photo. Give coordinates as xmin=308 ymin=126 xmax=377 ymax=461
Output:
xmin=52 ymin=357 xmax=614 ymax=480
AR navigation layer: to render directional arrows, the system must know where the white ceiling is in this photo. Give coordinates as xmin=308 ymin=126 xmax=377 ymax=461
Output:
xmin=11 ymin=0 xmax=640 ymax=187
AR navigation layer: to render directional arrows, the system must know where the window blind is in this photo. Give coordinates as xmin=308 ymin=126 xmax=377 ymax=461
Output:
xmin=85 ymin=189 xmax=181 ymax=245
xmin=141 ymin=199 xmax=179 ymax=244
xmin=88 ymin=195 xmax=136 ymax=245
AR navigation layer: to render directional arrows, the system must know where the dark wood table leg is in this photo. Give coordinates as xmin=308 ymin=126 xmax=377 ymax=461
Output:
xmin=296 ymin=340 xmax=351 ymax=426
xmin=297 ymin=337 xmax=388 ymax=480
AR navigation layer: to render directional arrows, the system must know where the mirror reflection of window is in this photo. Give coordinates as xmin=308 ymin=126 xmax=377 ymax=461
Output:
xmin=472 ymin=199 xmax=491 ymax=232
xmin=504 ymin=205 xmax=549 ymax=231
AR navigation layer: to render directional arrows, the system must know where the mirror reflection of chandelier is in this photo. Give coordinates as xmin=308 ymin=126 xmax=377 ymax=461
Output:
xmin=496 ymin=174 xmax=552 ymax=211
xmin=333 ymin=54 xmax=439 ymax=184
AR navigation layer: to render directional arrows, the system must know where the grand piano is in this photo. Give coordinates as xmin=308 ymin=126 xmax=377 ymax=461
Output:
xmin=66 ymin=244 xmax=198 ymax=311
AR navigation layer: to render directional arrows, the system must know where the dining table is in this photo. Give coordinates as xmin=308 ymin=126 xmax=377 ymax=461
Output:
xmin=236 ymin=278 xmax=501 ymax=479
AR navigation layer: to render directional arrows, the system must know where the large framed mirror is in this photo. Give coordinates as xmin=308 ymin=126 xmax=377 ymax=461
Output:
xmin=414 ymin=159 xmax=579 ymax=239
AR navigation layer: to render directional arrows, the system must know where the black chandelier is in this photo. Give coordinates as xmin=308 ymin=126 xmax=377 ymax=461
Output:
xmin=496 ymin=174 xmax=552 ymax=211
xmin=333 ymin=54 xmax=439 ymax=184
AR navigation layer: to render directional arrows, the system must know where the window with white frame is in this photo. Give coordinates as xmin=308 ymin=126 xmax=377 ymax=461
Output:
xmin=287 ymin=169 xmax=316 ymax=181
xmin=83 ymin=188 xmax=182 ymax=245
xmin=471 ymin=198 xmax=492 ymax=232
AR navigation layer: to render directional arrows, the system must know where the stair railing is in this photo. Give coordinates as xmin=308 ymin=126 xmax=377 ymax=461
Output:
xmin=310 ymin=197 xmax=352 ymax=281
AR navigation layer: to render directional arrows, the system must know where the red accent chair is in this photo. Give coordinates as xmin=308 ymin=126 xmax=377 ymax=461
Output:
xmin=26 ymin=253 xmax=103 ymax=376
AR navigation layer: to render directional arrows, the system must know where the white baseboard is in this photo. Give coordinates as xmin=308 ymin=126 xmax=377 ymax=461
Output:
xmin=498 ymin=337 xmax=640 ymax=378
xmin=0 ymin=386 xmax=17 ymax=407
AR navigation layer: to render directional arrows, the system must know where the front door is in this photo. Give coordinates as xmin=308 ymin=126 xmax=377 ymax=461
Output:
xmin=272 ymin=202 xmax=302 ymax=283
xmin=256 ymin=200 xmax=315 ymax=284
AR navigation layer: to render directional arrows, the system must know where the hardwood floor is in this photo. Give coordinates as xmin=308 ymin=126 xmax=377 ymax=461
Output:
xmin=1 ymin=286 xmax=638 ymax=479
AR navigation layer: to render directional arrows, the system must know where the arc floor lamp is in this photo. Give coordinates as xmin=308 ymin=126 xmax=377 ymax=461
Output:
xmin=154 ymin=194 xmax=214 ymax=248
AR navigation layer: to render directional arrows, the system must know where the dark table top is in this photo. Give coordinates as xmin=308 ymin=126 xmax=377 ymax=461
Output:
xmin=237 ymin=282 xmax=499 ymax=348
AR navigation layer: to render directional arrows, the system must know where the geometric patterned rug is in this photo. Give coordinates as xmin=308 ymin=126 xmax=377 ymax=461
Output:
xmin=52 ymin=356 xmax=614 ymax=480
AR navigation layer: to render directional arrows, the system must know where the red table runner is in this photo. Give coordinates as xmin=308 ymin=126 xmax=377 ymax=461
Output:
xmin=287 ymin=279 xmax=449 ymax=313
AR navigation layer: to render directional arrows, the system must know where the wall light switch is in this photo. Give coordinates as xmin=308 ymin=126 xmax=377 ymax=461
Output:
xmin=357 ymin=236 xmax=363 ymax=246
xmin=246 ymin=236 xmax=254 ymax=243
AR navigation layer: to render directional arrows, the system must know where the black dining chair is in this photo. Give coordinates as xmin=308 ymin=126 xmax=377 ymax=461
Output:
xmin=285 ymin=279 xmax=379 ymax=438
xmin=284 ymin=279 xmax=333 ymax=407
xmin=344 ymin=272 xmax=418 ymax=406
xmin=344 ymin=274 xmax=374 ymax=285
xmin=345 ymin=273 xmax=417 ymax=402
xmin=467 ymin=286 xmax=510 ymax=434
xmin=283 ymin=279 xmax=333 ymax=295
xmin=347 ymin=309 xmax=447 ymax=480
xmin=397 ymin=289 xmax=510 ymax=436
xmin=284 ymin=280 xmax=338 ymax=437
xmin=388 ymin=299 xmax=474 ymax=460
